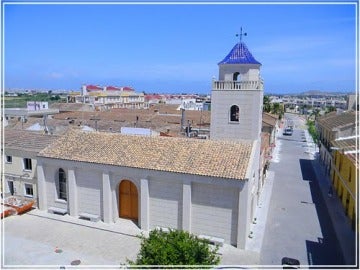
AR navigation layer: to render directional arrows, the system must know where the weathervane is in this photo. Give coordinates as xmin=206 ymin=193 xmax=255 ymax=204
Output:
xmin=236 ymin=27 xmax=247 ymax=42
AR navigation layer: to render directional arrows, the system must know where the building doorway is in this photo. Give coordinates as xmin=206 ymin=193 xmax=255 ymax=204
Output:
xmin=119 ymin=180 xmax=138 ymax=221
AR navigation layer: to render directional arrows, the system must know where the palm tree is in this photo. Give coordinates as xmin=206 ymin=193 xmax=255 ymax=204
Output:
xmin=271 ymin=102 xmax=285 ymax=119
xmin=263 ymin=96 xmax=271 ymax=113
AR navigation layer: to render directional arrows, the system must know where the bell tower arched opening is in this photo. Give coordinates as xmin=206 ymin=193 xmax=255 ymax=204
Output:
xmin=233 ymin=72 xmax=240 ymax=81
xmin=230 ymin=105 xmax=240 ymax=122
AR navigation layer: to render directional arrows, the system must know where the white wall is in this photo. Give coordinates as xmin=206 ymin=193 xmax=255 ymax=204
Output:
xmin=38 ymin=157 xmax=250 ymax=248
xmin=219 ymin=64 xmax=260 ymax=81
xmin=191 ymin=182 xmax=239 ymax=245
xmin=4 ymin=152 xmax=38 ymax=199
xmin=210 ymin=90 xmax=263 ymax=141
xmin=149 ymin=180 xmax=182 ymax=230
xmin=77 ymin=169 xmax=102 ymax=215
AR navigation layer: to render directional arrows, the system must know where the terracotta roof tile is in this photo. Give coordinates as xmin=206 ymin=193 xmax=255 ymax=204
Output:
xmin=4 ymin=129 xmax=59 ymax=152
xmin=317 ymin=111 xmax=357 ymax=130
xmin=38 ymin=129 xmax=253 ymax=180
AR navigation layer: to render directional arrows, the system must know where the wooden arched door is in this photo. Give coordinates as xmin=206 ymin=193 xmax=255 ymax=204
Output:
xmin=119 ymin=180 xmax=138 ymax=221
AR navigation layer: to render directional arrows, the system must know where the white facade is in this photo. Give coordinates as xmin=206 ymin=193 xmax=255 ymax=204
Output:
xmin=37 ymin=154 xmax=258 ymax=248
xmin=27 ymin=101 xmax=49 ymax=111
xmin=75 ymin=85 xmax=145 ymax=110
xmin=4 ymin=153 xmax=37 ymax=200
xmin=3 ymin=130 xmax=58 ymax=208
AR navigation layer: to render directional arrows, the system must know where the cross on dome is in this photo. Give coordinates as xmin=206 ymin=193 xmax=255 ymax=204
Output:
xmin=236 ymin=27 xmax=247 ymax=43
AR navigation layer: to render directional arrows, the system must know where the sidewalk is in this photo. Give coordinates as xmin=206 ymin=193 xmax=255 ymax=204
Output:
xmin=246 ymin=171 xmax=275 ymax=253
xmin=244 ymin=127 xmax=280 ymax=253
xmin=304 ymin=132 xmax=356 ymax=266
xmin=311 ymin=156 xmax=356 ymax=265
xmin=3 ymin=208 xmax=262 ymax=266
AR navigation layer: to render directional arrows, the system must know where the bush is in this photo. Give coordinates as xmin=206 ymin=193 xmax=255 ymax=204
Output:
xmin=307 ymin=120 xmax=319 ymax=143
xmin=128 ymin=229 xmax=221 ymax=266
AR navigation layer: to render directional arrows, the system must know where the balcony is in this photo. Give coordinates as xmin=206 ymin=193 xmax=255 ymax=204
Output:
xmin=212 ymin=80 xmax=263 ymax=91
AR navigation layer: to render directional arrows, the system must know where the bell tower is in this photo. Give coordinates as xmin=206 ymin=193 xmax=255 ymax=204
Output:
xmin=210 ymin=37 xmax=263 ymax=142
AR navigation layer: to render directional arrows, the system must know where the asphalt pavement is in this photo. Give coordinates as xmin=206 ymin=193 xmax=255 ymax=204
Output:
xmin=260 ymin=114 xmax=351 ymax=267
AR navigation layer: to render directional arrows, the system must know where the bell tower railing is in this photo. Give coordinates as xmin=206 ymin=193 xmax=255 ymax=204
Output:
xmin=212 ymin=79 xmax=264 ymax=90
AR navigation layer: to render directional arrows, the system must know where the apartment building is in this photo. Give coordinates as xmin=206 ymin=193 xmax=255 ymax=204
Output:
xmin=73 ymin=85 xmax=145 ymax=111
xmin=281 ymin=95 xmax=347 ymax=110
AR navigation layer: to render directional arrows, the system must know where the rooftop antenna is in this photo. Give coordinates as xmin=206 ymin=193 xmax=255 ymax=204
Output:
xmin=236 ymin=27 xmax=247 ymax=42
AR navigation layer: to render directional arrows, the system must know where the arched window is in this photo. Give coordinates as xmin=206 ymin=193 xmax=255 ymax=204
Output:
xmin=230 ymin=105 xmax=239 ymax=122
xmin=233 ymin=72 xmax=240 ymax=81
xmin=58 ymin=168 xmax=67 ymax=201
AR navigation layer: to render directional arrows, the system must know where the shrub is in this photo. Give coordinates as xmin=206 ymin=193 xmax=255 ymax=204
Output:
xmin=307 ymin=120 xmax=319 ymax=143
xmin=129 ymin=229 xmax=221 ymax=266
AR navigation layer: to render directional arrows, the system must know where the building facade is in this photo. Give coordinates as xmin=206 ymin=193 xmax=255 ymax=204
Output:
xmin=37 ymin=129 xmax=258 ymax=248
xmin=331 ymin=136 xmax=358 ymax=229
xmin=316 ymin=110 xmax=357 ymax=175
xmin=74 ymin=85 xmax=145 ymax=111
xmin=210 ymin=40 xmax=264 ymax=211
xmin=2 ymin=129 xmax=58 ymax=204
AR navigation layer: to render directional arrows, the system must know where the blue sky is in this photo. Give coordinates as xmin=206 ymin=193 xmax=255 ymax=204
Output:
xmin=3 ymin=2 xmax=357 ymax=94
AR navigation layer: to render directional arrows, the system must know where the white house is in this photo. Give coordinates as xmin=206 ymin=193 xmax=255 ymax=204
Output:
xmin=27 ymin=101 xmax=49 ymax=111
xmin=3 ymin=129 xmax=58 ymax=202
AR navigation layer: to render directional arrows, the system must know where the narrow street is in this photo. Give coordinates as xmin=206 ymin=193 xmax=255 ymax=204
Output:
xmin=260 ymin=114 xmax=345 ymax=266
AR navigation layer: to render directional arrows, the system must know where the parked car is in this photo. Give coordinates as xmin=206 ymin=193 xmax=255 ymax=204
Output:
xmin=281 ymin=257 xmax=300 ymax=269
xmin=283 ymin=127 xmax=293 ymax=136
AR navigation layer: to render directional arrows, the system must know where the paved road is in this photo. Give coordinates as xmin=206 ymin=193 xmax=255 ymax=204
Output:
xmin=260 ymin=114 xmax=345 ymax=266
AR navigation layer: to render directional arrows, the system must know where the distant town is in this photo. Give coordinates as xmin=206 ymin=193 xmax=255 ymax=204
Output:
xmin=3 ymin=86 xmax=355 ymax=112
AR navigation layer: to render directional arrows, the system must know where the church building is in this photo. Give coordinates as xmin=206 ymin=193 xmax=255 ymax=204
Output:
xmin=36 ymin=39 xmax=263 ymax=249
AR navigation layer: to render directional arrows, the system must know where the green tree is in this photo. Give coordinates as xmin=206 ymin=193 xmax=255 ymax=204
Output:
xmin=310 ymin=108 xmax=321 ymax=120
xmin=307 ymin=119 xmax=319 ymax=143
xmin=271 ymin=102 xmax=284 ymax=119
xmin=129 ymin=229 xmax=220 ymax=266
xmin=263 ymin=96 xmax=271 ymax=113
xmin=325 ymin=106 xmax=336 ymax=114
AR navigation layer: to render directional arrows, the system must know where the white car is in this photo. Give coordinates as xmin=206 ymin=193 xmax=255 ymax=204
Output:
xmin=283 ymin=127 xmax=293 ymax=136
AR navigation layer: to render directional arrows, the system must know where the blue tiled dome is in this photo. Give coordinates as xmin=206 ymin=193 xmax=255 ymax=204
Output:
xmin=218 ymin=42 xmax=261 ymax=65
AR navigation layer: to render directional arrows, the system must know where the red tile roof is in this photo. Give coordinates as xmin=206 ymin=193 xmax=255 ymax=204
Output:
xmin=123 ymin=86 xmax=134 ymax=91
xmin=86 ymin=85 xmax=103 ymax=91
xmin=145 ymin=94 xmax=162 ymax=100
xmin=106 ymin=86 xmax=121 ymax=91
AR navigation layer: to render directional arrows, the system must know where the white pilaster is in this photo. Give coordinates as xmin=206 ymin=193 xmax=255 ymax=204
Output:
xmin=140 ymin=178 xmax=149 ymax=231
xmin=182 ymin=182 xmax=191 ymax=231
xmin=237 ymin=181 xmax=250 ymax=249
xmin=67 ymin=168 xmax=78 ymax=216
xmin=36 ymin=163 xmax=47 ymax=210
xmin=102 ymin=172 xmax=112 ymax=223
